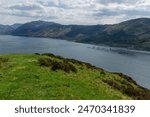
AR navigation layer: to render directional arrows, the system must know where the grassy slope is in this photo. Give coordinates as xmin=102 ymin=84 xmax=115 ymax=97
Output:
xmin=0 ymin=54 xmax=149 ymax=100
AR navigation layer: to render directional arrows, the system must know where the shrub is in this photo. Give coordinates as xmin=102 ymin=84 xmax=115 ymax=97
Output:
xmin=102 ymin=79 xmax=150 ymax=100
xmin=0 ymin=57 xmax=9 ymax=65
xmin=65 ymin=58 xmax=84 ymax=65
xmin=114 ymin=72 xmax=137 ymax=85
xmin=102 ymin=79 xmax=122 ymax=90
xmin=100 ymin=71 xmax=106 ymax=75
xmin=41 ymin=53 xmax=63 ymax=59
xmin=42 ymin=53 xmax=56 ymax=57
xmin=38 ymin=58 xmax=77 ymax=73
xmin=38 ymin=58 xmax=53 ymax=67
xmin=41 ymin=53 xmax=104 ymax=71
xmin=51 ymin=61 xmax=77 ymax=73
xmin=34 ymin=53 xmax=41 ymax=55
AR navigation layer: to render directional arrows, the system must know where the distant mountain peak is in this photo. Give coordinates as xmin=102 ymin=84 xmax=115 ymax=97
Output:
xmin=27 ymin=20 xmax=60 ymax=25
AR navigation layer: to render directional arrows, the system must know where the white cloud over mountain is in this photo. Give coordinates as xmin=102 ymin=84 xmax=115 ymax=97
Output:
xmin=0 ymin=0 xmax=150 ymax=25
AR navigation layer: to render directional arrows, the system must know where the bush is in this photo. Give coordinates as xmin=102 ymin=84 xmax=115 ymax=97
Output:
xmin=100 ymin=71 xmax=106 ymax=75
xmin=102 ymin=79 xmax=122 ymax=90
xmin=102 ymin=79 xmax=150 ymax=100
xmin=34 ymin=53 xmax=41 ymax=55
xmin=42 ymin=53 xmax=56 ymax=58
xmin=38 ymin=58 xmax=77 ymax=73
xmin=65 ymin=58 xmax=84 ymax=65
xmin=38 ymin=58 xmax=53 ymax=67
xmin=0 ymin=57 xmax=9 ymax=65
xmin=51 ymin=61 xmax=77 ymax=73
xmin=41 ymin=53 xmax=63 ymax=59
xmin=114 ymin=72 xmax=137 ymax=85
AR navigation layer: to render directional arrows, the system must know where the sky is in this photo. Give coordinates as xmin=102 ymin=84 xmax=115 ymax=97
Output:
xmin=0 ymin=0 xmax=150 ymax=25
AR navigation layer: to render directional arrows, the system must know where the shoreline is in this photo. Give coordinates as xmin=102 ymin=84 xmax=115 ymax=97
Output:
xmin=1 ymin=34 xmax=150 ymax=54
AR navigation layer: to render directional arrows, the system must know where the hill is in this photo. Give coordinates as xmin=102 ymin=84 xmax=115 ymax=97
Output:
xmin=0 ymin=53 xmax=150 ymax=100
xmin=102 ymin=18 xmax=150 ymax=50
xmin=0 ymin=24 xmax=14 ymax=35
xmin=0 ymin=18 xmax=150 ymax=51
xmin=12 ymin=18 xmax=150 ymax=51
xmin=11 ymin=23 xmax=22 ymax=29
xmin=12 ymin=20 xmax=105 ymax=41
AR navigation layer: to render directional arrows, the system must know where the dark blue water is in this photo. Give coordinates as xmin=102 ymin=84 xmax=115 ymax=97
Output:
xmin=0 ymin=35 xmax=150 ymax=89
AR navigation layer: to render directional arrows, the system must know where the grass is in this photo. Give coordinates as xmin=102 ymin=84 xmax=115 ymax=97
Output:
xmin=0 ymin=53 xmax=149 ymax=100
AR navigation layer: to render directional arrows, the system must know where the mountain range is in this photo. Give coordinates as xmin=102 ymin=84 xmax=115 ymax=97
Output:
xmin=0 ymin=18 xmax=150 ymax=51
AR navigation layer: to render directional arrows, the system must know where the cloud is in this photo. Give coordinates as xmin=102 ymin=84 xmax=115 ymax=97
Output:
xmin=8 ymin=3 xmax=44 ymax=11
xmin=1 ymin=2 xmax=60 ymax=20
xmin=0 ymin=0 xmax=150 ymax=25
xmin=94 ymin=0 xmax=139 ymax=5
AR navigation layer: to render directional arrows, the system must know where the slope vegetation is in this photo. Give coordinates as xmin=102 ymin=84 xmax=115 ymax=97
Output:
xmin=0 ymin=53 xmax=149 ymax=100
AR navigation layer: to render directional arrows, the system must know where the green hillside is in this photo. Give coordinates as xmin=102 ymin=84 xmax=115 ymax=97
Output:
xmin=0 ymin=53 xmax=150 ymax=100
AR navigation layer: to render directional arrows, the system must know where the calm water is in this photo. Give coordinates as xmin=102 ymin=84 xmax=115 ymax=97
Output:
xmin=0 ymin=35 xmax=150 ymax=89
